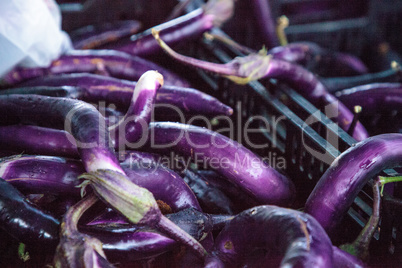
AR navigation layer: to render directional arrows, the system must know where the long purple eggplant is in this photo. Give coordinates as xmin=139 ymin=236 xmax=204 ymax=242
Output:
xmin=143 ymin=122 xmax=295 ymax=206
xmin=305 ymin=133 xmax=402 ymax=235
xmin=105 ymin=0 xmax=234 ymax=57
xmin=16 ymin=73 xmax=233 ymax=117
xmin=152 ymin=31 xmax=369 ymax=141
xmin=0 ymin=155 xmax=84 ymax=196
xmin=0 ymin=152 xmax=202 ymax=219
xmin=0 ymin=178 xmax=60 ymax=247
xmin=70 ymin=20 xmax=142 ymax=49
xmin=1 ymin=49 xmax=191 ymax=88
xmin=0 ymin=120 xmax=295 ymax=206
xmin=205 ymin=205 xmax=333 ymax=267
xmin=335 ymin=83 xmax=402 ymax=114
xmin=250 ymin=0 xmax=279 ymax=48
xmin=181 ymin=168 xmax=235 ymax=214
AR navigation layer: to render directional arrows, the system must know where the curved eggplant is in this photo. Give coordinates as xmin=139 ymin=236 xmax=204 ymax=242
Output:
xmin=144 ymin=122 xmax=295 ymax=206
xmin=0 ymin=178 xmax=60 ymax=247
xmin=305 ymin=133 xmax=402 ymax=235
xmin=206 ymin=205 xmax=333 ymax=267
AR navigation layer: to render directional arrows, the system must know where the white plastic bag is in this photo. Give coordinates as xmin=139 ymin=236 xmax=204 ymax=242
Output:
xmin=0 ymin=0 xmax=72 ymax=77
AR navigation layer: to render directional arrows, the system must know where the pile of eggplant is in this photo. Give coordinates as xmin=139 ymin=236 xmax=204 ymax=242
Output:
xmin=1 ymin=0 xmax=402 ymax=267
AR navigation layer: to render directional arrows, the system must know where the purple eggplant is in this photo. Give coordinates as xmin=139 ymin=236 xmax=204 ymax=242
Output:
xmin=0 ymin=120 xmax=295 ymax=207
xmin=0 ymin=151 xmax=202 ymax=221
xmin=143 ymin=122 xmax=295 ymax=206
xmin=119 ymin=151 xmax=201 ymax=212
xmin=17 ymin=73 xmax=233 ymax=117
xmin=181 ymin=168 xmax=235 ymax=214
xmin=1 ymin=49 xmax=190 ymax=88
xmin=105 ymin=0 xmax=234 ymax=57
xmin=0 ymin=86 xmax=82 ymax=98
xmin=0 ymin=155 xmax=84 ymax=196
xmin=152 ymin=31 xmax=369 ymax=141
xmin=0 ymin=178 xmax=60 ymax=247
xmin=305 ymin=133 xmax=402 ymax=235
xmin=250 ymin=0 xmax=280 ymax=48
xmin=0 ymin=125 xmax=79 ymax=158
xmin=205 ymin=205 xmax=333 ymax=267
xmin=70 ymin=20 xmax=142 ymax=49
xmin=335 ymin=83 xmax=402 ymax=115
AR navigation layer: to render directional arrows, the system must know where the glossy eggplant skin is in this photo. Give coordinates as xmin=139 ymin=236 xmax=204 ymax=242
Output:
xmin=0 ymin=178 xmax=60 ymax=247
xmin=1 ymin=49 xmax=190 ymax=88
xmin=264 ymin=58 xmax=369 ymax=141
xmin=120 ymin=151 xmax=202 ymax=212
xmin=181 ymin=168 xmax=235 ymax=214
xmin=0 ymin=155 xmax=84 ymax=195
xmin=17 ymin=73 xmax=233 ymax=116
xmin=207 ymin=205 xmax=333 ymax=267
xmin=305 ymin=134 xmax=402 ymax=235
xmin=144 ymin=122 xmax=295 ymax=206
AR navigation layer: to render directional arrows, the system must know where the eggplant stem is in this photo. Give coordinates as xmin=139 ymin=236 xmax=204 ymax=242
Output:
xmin=276 ymin=15 xmax=289 ymax=46
xmin=157 ymin=214 xmax=208 ymax=259
xmin=64 ymin=193 xmax=98 ymax=236
xmin=152 ymin=28 xmax=239 ymax=76
xmin=203 ymin=32 xmax=256 ymax=55
xmin=340 ymin=179 xmax=381 ymax=260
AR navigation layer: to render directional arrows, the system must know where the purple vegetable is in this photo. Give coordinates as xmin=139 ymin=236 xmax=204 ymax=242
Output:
xmin=335 ymin=83 xmax=402 ymax=115
xmin=143 ymin=122 xmax=295 ymax=206
xmin=0 ymin=151 xmax=202 ymax=223
xmin=108 ymin=70 xmax=163 ymax=148
xmin=0 ymin=86 xmax=82 ymax=98
xmin=206 ymin=205 xmax=333 ymax=267
xmin=0 ymin=178 xmax=60 ymax=247
xmin=181 ymin=168 xmax=235 ymax=214
xmin=152 ymin=31 xmax=369 ymax=141
xmin=119 ymin=151 xmax=201 ymax=212
xmin=17 ymin=73 xmax=233 ymax=117
xmin=0 ymin=125 xmax=79 ymax=158
xmin=106 ymin=0 xmax=234 ymax=57
xmin=0 ymin=155 xmax=84 ymax=196
xmin=1 ymin=49 xmax=190 ymax=87
xmin=305 ymin=133 xmax=402 ymax=235
xmin=70 ymin=20 xmax=142 ymax=49
xmin=250 ymin=0 xmax=280 ymax=48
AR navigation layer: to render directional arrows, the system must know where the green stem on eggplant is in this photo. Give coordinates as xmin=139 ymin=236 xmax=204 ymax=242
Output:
xmin=276 ymin=15 xmax=289 ymax=46
xmin=340 ymin=175 xmax=402 ymax=260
